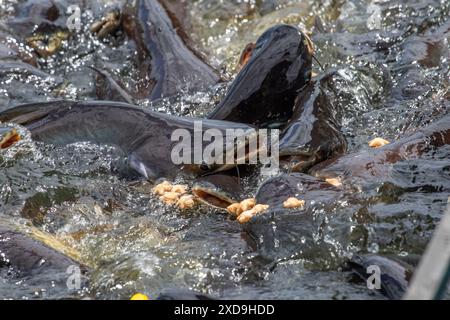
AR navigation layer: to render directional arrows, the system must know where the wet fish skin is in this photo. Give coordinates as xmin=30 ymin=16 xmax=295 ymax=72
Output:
xmin=310 ymin=113 xmax=450 ymax=182
xmin=0 ymin=226 xmax=85 ymax=278
xmin=279 ymin=71 xmax=348 ymax=172
xmin=208 ymin=24 xmax=313 ymax=128
xmin=0 ymin=100 xmax=254 ymax=181
xmin=192 ymin=174 xmax=243 ymax=209
xmin=243 ymin=173 xmax=343 ymax=263
xmin=255 ymin=172 xmax=341 ymax=208
xmin=117 ymin=0 xmax=222 ymax=101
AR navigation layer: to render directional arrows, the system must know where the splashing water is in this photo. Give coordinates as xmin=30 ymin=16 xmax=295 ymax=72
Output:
xmin=0 ymin=0 xmax=449 ymax=299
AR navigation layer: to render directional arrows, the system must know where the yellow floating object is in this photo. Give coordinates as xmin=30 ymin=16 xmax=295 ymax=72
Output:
xmin=283 ymin=197 xmax=305 ymax=209
xmin=226 ymin=203 xmax=241 ymax=217
xmin=172 ymin=184 xmax=188 ymax=195
xmin=369 ymin=137 xmax=390 ymax=148
xmin=239 ymin=198 xmax=256 ymax=212
xmin=130 ymin=293 xmax=149 ymax=300
xmin=237 ymin=204 xmax=269 ymax=224
xmin=152 ymin=181 xmax=173 ymax=195
xmin=177 ymin=195 xmax=196 ymax=210
xmin=326 ymin=178 xmax=343 ymax=187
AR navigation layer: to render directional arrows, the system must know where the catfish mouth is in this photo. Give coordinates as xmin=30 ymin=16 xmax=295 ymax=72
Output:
xmin=202 ymin=130 xmax=262 ymax=174
xmin=0 ymin=128 xmax=21 ymax=149
xmin=192 ymin=187 xmax=235 ymax=210
xmin=280 ymin=152 xmax=317 ymax=173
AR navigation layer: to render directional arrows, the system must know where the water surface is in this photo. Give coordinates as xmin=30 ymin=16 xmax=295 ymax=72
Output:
xmin=0 ymin=0 xmax=449 ymax=299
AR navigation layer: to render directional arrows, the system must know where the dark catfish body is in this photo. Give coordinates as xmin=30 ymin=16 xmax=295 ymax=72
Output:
xmin=121 ymin=0 xmax=221 ymax=100
xmin=0 ymin=101 xmax=253 ymax=181
xmin=255 ymin=172 xmax=342 ymax=208
xmin=311 ymin=113 xmax=450 ymax=182
xmin=243 ymin=173 xmax=344 ymax=262
xmin=279 ymin=72 xmax=347 ymax=172
xmin=0 ymin=225 xmax=85 ymax=278
xmin=207 ymin=24 xmax=313 ymax=128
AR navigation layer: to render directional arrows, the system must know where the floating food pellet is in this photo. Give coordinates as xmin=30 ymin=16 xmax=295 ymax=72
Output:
xmin=159 ymin=192 xmax=179 ymax=205
xmin=326 ymin=178 xmax=342 ymax=187
xmin=369 ymin=137 xmax=390 ymax=148
xmin=172 ymin=184 xmax=188 ymax=195
xmin=252 ymin=204 xmax=269 ymax=213
xmin=237 ymin=204 xmax=269 ymax=224
xmin=0 ymin=128 xmax=21 ymax=149
xmin=152 ymin=181 xmax=173 ymax=195
xmin=130 ymin=293 xmax=149 ymax=300
xmin=239 ymin=198 xmax=256 ymax=212
xmin=237 ymin=211 xmax=254 ymax=224
xmin=228 ymin=198 xmax=257 ymax=216
xmin=177 ymin=195 xmax=196 ymax=210
xmin=153 ymin=181 xmax=194 ymax=208
xmin=226 ymin=203 xmax=241 ymax=217
xmin=283 ymin=197 xmax=305 ymax=209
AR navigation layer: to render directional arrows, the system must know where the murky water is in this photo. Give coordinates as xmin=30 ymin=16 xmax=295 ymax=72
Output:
xmin=0 ymin=0 xmax=449 ymax=299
